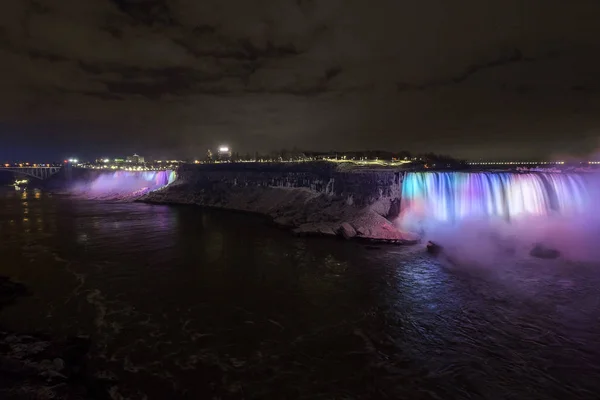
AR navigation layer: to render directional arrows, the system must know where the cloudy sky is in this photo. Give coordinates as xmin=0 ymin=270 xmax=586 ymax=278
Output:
xmin=2 ymin=0 xmax=600 ymax=160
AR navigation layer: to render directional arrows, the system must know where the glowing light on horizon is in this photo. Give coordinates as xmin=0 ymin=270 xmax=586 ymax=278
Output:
xmin=468 ymin=161 xmax=565 ymax=165
xmin=219 ymin=146 xmax=229 ymax=152
xmin=400 ymin=172 xmax=590 ymax=226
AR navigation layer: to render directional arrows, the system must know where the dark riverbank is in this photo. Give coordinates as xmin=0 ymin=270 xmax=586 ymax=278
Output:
xmin=139 ymin=162 xmax=419 ymax=244
xmin=0 ymin=277 xmax=112 ymax=399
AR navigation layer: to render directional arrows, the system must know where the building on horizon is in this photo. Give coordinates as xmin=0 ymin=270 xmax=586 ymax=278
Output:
xmin=217 ymin=146 xmax=231 ymax=161
xmin=126 ymin=154 xmax=145 ymax=163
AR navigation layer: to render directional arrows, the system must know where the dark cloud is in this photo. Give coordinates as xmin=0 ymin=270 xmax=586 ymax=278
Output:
xmin=1 ymin=0 xmax=600 ymax=160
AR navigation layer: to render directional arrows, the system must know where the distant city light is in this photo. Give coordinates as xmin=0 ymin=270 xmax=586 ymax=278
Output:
xmin=219 ymin=146 xmax=229 ymax=152
xmin=103 ymin=159 xmax=110 ymax=163
xmin=468 ymin=161 xmax=565 ymax=165
xmin=67 ymin=158 xmax=78 ymax=163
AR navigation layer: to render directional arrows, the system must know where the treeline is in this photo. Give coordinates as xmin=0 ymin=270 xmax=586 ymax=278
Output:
xmin=302 ymin=150 xmax=412 ymax=160
xmin=417 ymin=152 xmax=468 ymax=169
xmin=215 ymin=148 xmax=466 ymax=168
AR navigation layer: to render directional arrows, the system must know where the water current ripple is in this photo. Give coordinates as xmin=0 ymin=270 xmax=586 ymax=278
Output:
xmin=0 ymin=189 xmax=600 ymax=398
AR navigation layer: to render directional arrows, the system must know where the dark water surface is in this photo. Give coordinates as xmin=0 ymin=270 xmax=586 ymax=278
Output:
xmin=1 ymin=189 xmax=600 ymax=399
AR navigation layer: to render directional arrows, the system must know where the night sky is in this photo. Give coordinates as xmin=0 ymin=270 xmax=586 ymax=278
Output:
xmin=2 ymin=0 xmax=600 ymax=161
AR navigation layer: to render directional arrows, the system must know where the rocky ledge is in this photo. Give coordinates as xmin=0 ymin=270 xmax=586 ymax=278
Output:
xmin=139 ymin=182 xmax=419 ymax=244
xmin=0 ymin=277 xmax=113 ymax=399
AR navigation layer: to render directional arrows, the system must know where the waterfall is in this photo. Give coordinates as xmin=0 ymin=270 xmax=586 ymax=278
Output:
xmin=72 ymin=170 xmax=177 ymax=199
xmin=400 ymin=171 xmax=591 ymax=224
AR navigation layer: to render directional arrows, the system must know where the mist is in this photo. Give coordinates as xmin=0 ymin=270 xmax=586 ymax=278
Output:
xmin=397 ymin=171 xmax=600 ymax=267
xmin=417 ymin=216 xmax=600 ymax=266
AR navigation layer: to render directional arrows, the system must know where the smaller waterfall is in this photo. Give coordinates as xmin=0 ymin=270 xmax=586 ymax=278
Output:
xmin=72 ymin=170 xmax=177 ymax=199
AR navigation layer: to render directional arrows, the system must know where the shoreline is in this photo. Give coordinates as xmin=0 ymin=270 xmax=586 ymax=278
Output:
xmin=142 ymin=197 xmax=421 ymax=245
xmin=42 ymin=162 xmax=421 ymax=244
xmin=139 ymin=183 xmax=420 ymax=245
xmin=0 ymin=276 xmax=113 ymax=399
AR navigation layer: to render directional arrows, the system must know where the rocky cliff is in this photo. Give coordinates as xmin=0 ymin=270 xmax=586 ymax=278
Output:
xmin=139 ymin=162 xmax=418 ymax=244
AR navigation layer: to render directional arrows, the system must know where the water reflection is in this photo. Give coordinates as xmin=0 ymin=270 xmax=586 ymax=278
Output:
xmin=0 ymin=189 xmax=599 ymax=399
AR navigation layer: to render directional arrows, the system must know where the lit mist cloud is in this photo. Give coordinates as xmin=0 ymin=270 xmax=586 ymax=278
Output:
xmin=398 ymin=171 xmax=600 ymax=265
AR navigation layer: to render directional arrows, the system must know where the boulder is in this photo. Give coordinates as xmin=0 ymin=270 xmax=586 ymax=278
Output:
xmin=530 ymin=243 xmax=560 ymax=259
xmin=355 ymin=226 xmax=371 ymax=237
xmin=318 ymin=226 xmax=337 ymax=236
xmin=426 ymin=241 xmax=443 ymax=255
xmin=272 ymin=216 xmax=293 ymax=227
xmin=293 ymin=223 xmax=337 ymax=237
xmin=0 ymin=276 xmax=29 ymax=306
xmin=338 ymin=222 xmax=357 ymax=239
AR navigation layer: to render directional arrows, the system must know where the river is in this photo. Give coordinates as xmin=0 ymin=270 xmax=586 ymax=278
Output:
xmin=1 ymin=188 xmax=599 ymax=399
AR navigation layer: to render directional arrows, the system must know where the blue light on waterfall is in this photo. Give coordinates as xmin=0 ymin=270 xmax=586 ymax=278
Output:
xmin=401 ymin=172 xmax=590 ymax=223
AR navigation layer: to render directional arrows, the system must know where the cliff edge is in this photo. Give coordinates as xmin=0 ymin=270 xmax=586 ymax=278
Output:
xmin=139 ymin=162 xmax=418 ymax=244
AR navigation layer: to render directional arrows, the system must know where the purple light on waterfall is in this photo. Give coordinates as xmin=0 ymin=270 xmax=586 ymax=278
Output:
xmin=72 ymin=170 xmax=177 ymax=199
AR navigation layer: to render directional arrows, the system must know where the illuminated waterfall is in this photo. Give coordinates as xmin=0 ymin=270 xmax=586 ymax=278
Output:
xmin=400 ymin=172 xmax=590 ymax=223
xmin=75 ymin=170 xmax=177 ymax=199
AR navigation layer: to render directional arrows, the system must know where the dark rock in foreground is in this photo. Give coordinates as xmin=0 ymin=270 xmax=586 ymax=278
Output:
xmin=530 ymin=243 xmax=560 ymax=259
xmin=0 ymin=332 xmax=111 ymax=400
xmin=426 ymin=241 xmax=443 ymax=255
xmin=1 ymin=276 xmax=113 ymax=399
xmin=0 ymin=277 xmax=28 ymax=306
xmin=339 ymin=222 xmax=357 ymax=239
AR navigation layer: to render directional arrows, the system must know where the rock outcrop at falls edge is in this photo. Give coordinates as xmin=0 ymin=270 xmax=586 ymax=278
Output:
xmin=139 ymin=163 xmax=419 ymax=244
